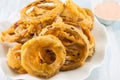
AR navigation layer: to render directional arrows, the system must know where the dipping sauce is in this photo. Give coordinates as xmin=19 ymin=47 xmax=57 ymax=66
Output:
xmin=94 ymin=2 xmax=120 ymax=20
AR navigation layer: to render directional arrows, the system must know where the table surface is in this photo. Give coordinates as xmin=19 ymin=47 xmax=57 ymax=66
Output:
xmin=0 ymin=0 xmax=120 ymax=80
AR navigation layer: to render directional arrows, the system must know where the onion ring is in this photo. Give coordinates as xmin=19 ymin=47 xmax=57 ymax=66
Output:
xmin=21 ymin=35 xmax=66 ymax=78
xmin=82 ymin=29 xmax=95 ymax=56
xmin=60 ymin=0 xmax=93 ymax=30
xmin=83 ymin=8 xmax=94 ymax=29
xmin=20 ymin=0 xmax=64 ymax=25
xmin=68 ymin=24 xmax=95 ymax=56
xmin=40 ymin=22 xmax=89 ymax=71
xmin=0 ymin=20 xmax=39 ymax=43
xmin=7 ymin=43 xmax=26 ymax=73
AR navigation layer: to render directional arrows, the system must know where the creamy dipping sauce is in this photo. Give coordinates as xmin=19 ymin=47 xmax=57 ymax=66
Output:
xmin=94 ymin=2 xmax=120 ymax=20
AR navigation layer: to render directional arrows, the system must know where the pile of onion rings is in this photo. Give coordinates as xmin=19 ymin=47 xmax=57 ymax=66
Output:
xmin=0 ymin=0 xmax=95 ymax=78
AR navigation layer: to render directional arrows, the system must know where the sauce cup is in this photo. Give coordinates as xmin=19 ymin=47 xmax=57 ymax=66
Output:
xmin=91 ymin=0 xmax=120 ymax=26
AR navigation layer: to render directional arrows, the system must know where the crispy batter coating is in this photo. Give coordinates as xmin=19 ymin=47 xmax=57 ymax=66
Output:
xmin=82 ymin=29 xmax=95 ymax=56
xmin=21 ymin=35 xmax=66 ymax=78
xmin=7 ymin=43 xmax=26 ymax=73
xmin=40 ymin=22 xmax=89 ymax=70
xmin=0 ymin=20 xmax=38 ymax=43
xmin=60 ymin=0 xmax=93 ymax=30
xmin=83 ymin=8 xmax=94 ymax=29
xmin=20 ymin=0 xmax=64 ymax=24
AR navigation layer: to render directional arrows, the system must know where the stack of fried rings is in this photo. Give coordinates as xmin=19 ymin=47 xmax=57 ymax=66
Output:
xmin=0 ymin=0 xmax=95 ymax=78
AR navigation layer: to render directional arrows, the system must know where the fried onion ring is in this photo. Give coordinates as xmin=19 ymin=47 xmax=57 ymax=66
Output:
xmin=60 ymin=0 xmax=93 ymax=30
xmin=83 ymin=8 xmax=94 ymax=29
xmin=20 ymin=0 xmax=64 ymax=25
xmin=0 ymin=20 xmax=39 ymax=43
xmin=40 ymin=22 xmax=89 ymax=71
xmin=70 ymin=25 xmax=95 ymax=56
xmin=82 ymin=29 xmax=95 ymax=56
xmin=21 ymin=35 xmax=66 ymax=78
xmin=7 ymin=43 xmax=26 ymax=73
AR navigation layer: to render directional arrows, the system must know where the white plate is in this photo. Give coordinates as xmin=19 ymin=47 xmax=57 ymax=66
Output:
xmin=0 ymin=12 xmax=107 ymax=80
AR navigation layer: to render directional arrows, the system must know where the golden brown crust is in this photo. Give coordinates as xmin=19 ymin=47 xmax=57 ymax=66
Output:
xmin=21 ymin=35 xmax=66 ymax=78
xmin=7 ymin=43 xmax=26 ymax=73
xmin=60 ymin=0 xmax=93 ymax=30
xmin=0 ymin=21 xmax=36 ymax=43
xmin=40 ymin=22 xmax=89 ymax=71
xmin=83 ymin=8 xmax=94 ymax=30
xmin=20 ymin=0 xmax=64 ymax=24
xmin=82 ymin=29 xmax=95 ymax=56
